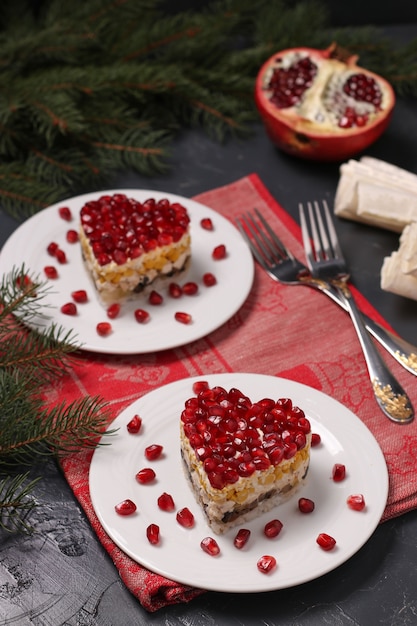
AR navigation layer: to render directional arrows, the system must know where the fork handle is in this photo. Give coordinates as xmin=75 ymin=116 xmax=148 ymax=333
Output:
xmin=334 ymin=281 xmax=413 ymax=424
xmin=307 ymin=278 xmax=417 ymax=377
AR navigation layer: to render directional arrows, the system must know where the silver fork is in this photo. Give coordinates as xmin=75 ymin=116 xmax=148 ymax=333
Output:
xmin=236 ymin=209 xmax=417 ymax=378
xmin=299 ymin=200 xmax=413 ymax=424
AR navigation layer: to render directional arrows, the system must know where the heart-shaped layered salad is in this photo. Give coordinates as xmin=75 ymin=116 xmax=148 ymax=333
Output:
xmin=180 ymin=382 xmax=311 ymax=534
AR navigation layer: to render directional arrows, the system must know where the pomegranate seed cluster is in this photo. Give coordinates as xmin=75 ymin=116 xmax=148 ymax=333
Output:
xmin=181 ymin=385 xmax=311 ymax=489
xmin=80 ymin=194 xmax=190 ymax=267
xmin=268 ymin=55 xmax=318 ymax=109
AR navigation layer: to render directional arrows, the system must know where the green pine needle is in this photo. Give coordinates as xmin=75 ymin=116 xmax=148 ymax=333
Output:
xmin=0 ymin=0 xmax=416 ymax=218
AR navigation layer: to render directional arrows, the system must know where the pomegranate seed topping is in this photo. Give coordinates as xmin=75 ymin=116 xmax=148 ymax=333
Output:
xmin=146 ymin=523 xmax=160 ymax=545
xmin=347 ymin=494 xmax=366 ymax=511
xmin=157 ymin=492 xmax=175 ymax=512
xmin=298 ymin=497 xmax=315 ymax=514
xmin=71 ymin=289 xmax=88 ymax=303
xmin=96 ymin=322 xmax=112 ymax=336
xmin=181 ymin=385 xmax=310 ymax=488
xmin=192 ymin=380 xmax=209 ymax=394
xmin=202 ymin=272 xmax=217 ymax=287
xmin=234 ymin=528 xmax=251 ymax=549
xmin=115 ymin=499 xmax=137 ymax=516
xmin=175 ymin=311 xmax=192 ymax=324
xmin=136 ymin=468 xmax=156 ymax=484
xmin=145 ymin=444 xmax=163 ymax=461
xmin=134 ymin=308 xmax=150 ymax=323
xmin=61 ymin=302 xmax=77 ymax=315
xmin=316 ymin=533 xmax=336 ymax=551
xmin=200 ymin=537 xmax=220 ymax=556
xmin=182 ymin=281 xmax=198 ymax=296
xmin=168 ymin=282 xmax=182 ymax=298
xmin=264 ymin=519 xmax=283 ymax=539
xmin=257 ymin=555 xmax=276 ymax=574
xmin=58 ymin=206 xmax=72 ymax=221
xmin=311 ymin=433 xmax=321 ymax=447
xmin=55 ymin=248 xmax=67 ymax=264
xmin=44 ymin=266 xmax=58 ymax=279
xmin=176 ymin=507 xmax=195 ymax=528
xmin=149 ymin=290 xmax=163 ymax=305
xmin=212 ymin=244 xmax=226 ymax=260
xmin=200 ymin=217 xmax=214 ymax=230
xmin=107 ymin=303 xmax=121 ymax=319
xmin=127 ymin=414 xmax=142 ymax=433
xmin=66 ymin=229 xmax=79 ymax=243
xmin=332 ymin=463 xmax=346 ymax=482
xmin=47 ymin=241 xmax=59 ymax=256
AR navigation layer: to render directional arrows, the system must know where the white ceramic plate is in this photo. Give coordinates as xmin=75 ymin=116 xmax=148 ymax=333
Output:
xmin=89 ymin=373 xmax=388 ymax=593
xmin=0 ymin=189 xmax=253 ymax=354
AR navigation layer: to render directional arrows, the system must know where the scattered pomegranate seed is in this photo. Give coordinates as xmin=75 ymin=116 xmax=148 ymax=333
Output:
xmin=200 ymin=217 xmax=214 ymax=230
xmin=115 ymin=499 xmax=137 ymax=516
xmin=58 ymin=206 xmax=72 ymax=221
xmin=168 ymin=282 xmax=182 ymax=298
xmin=192 ymin=380 xmax=209 ymax=394
xmin=182 ymin=281 xmax=198 ymax=296
xmin=47 ymin=241 xmax=59 ymax=256
xmin=298 ymin=497 xmax=315 ymax=514
xmin=212 ymin=244 xmax=226 ymax=260
xmin=176 ymin=507 xmax=195 ymax=528
xmin=107 ymin=303 xmax=121 ymax=319
xmin=149 ymin=290 xmax=163 ymax=305
xmin=61 ymin=302 xmax=77 ymax=316
xmin=96 ymin=322 xmax=112 ymax=336
xmin=136 ymin=468 xmax=156 ymax=484
xmin=55 ymin=248 xmax=67 ymax=264
xmin=311 ymin=433 xmax=321 ymax=447
xmin=71 ymin=289 xmax=88 ymax=303
xmin=15 ymin=274 xmax=34 ymax=293
xmin=44 ymin=266 xmax=58 ymax=279
xmin=264 ymin=519 xmax=283 ymax=539
xmin=200 ymin=537 xmax=220 ymax=556
xmin=202 ymin=272 xmax=217 ymax=287
xmin=175 ymin=311 xmax=192 ymax=324
xmin=157 ymin=492 xmax=175 ymax=512
xmin=257 ymin=555 xmax=276 ymax=574
xmin=332 ymin=463 xmax=346 ymax=482
xmin=66 ymin=229 xmax=79 ymax=243
xmin=134 ymin=308 xmax=150 ymax=323
xmin=316 ymin=533 xmax=336 ymax=551
xmin=145 ymin=444 xmax=163 ymax=461
xmin=127 ymin=415 xmax=142 ymax=433
xmin=146 ymin=523 xmax=160 ymax=545
xmin=347 ymin=494 xmax=366 ymax=511
xmin=233 ymin=528 xmax=251 ymax=549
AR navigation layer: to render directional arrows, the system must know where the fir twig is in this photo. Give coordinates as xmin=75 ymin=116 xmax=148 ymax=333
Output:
xmin=0 ymin=264 xmax=115 ymax=531
xmin=0 ymin=472 xmax=40 ymax=533
xmin=0 ymin=0 xmax=416 ymax=219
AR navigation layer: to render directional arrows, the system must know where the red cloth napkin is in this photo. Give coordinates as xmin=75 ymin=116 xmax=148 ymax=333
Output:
xmin=55 ymin=174 xmax=417 ymax=611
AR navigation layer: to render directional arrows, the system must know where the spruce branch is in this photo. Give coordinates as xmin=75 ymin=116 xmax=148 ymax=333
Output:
xmin=0 ymin=472 xmax=40 ymax=533
xmin=0 ymin=0 xmax=416 ymax=218
xmin=0 ymin=264 xmax=115 ymax=531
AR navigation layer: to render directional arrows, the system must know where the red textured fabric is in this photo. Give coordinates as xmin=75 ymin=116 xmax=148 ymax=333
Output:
xmin=57 ymin=174 xmax=417 ymax=611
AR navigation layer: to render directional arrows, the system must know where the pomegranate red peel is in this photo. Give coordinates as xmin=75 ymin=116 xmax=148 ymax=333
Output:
xmin=255 ymin=43 xmax=395 ymax=161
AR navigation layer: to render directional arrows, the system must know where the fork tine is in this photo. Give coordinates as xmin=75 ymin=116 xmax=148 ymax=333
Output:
xmin=299 ymin=202 xmax=316 ymax=267
xmin=253 ymin=209 xmax=295 ymax=261
xmin=237 ymin=210 xmax=292 ymax=269
xmin=321 ymin=199 xmax=344 ymax=259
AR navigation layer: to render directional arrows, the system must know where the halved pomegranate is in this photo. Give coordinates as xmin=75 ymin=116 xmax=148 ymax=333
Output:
xmin=255 ymin=43 xmax=395 ymax=161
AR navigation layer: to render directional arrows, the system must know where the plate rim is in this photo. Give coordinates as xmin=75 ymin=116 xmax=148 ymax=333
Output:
xmin=89 ymin=372 xmax=389 ymax=593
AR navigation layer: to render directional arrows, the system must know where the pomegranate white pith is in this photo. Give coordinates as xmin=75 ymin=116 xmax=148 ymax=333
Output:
xmin=180 ymin=385 xmax=311 ymax=534
xmin=255 ymin=44 xmax=395 ymax=161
